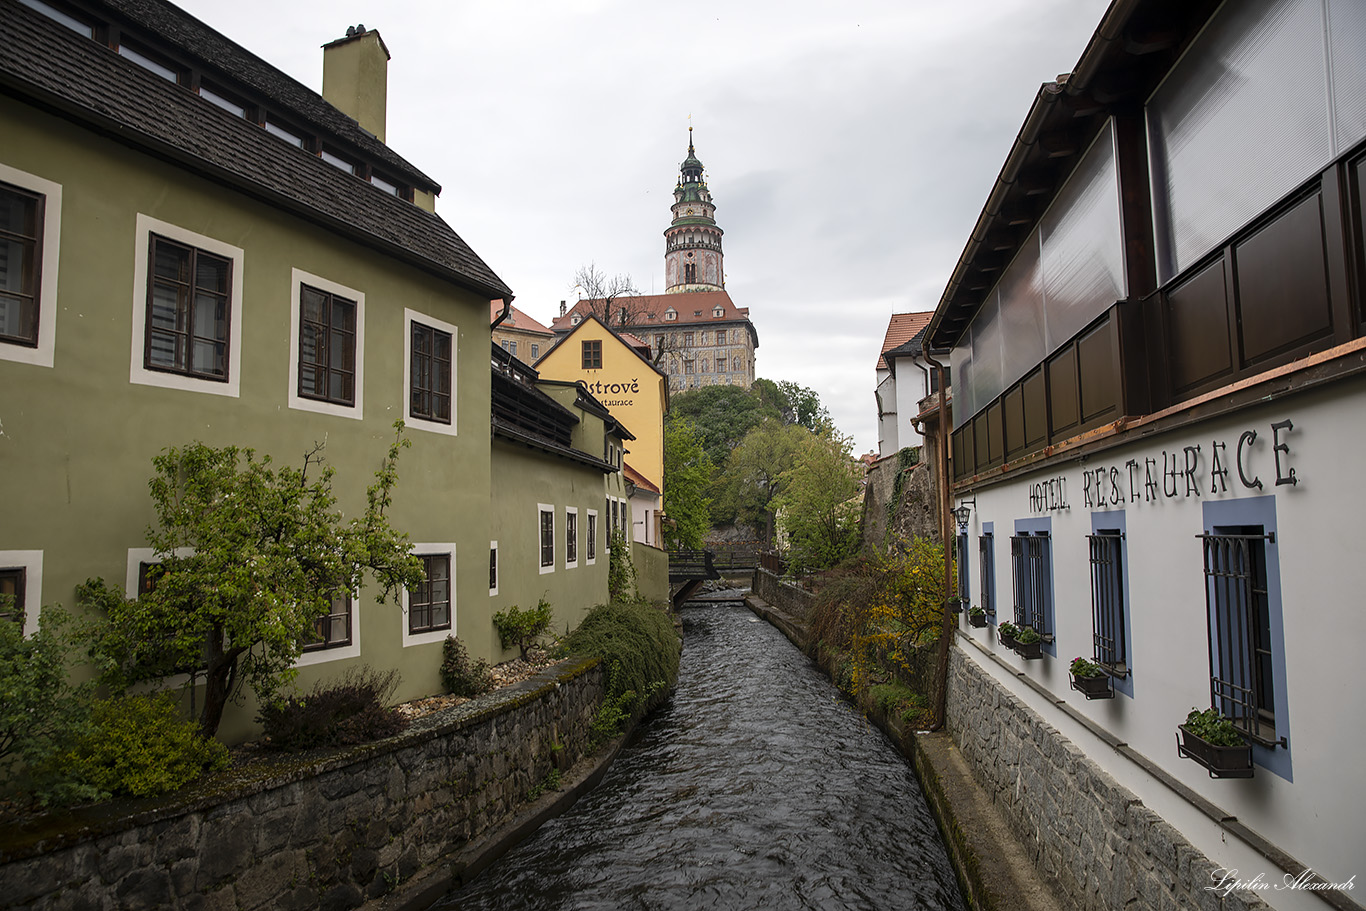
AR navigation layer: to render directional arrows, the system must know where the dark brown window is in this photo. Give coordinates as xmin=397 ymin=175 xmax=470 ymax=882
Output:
xmin=0 ymin=567 xmax=25 ymax=625
xmin=137 ymin=561 xmax=163 ymax=596
xmin=298 ymin=285 xmax=356 ymax=405
xmin=145 ymin=235 xmax=231 ymax=380
xmin=409 ymin=555 xmax=450 ymax=634
xmin=303 ymin=595 xmax=352 ymax=651
xmin=0 ymin=182 xmax=44 ymax=347
xmin=410 ymin=321 xmax=452 ymax=423
xmin=540 ymin=509 xmax=555 ymax=568
xmin=587 ymin=513 xmax=597 ymax=561
xmin=566 ymin=510 xmax=578 ymax=565
xmin=684 ymin=263 xmax=697 ymax=283
xmin=489 ymin=546 xmax=498 ymax=591
xmin=582 ymin=339 xmax=602 ymax=369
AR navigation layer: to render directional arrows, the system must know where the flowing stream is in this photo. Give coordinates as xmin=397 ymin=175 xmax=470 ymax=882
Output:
xmin=433 ymin=598 xmax=966 ymax=911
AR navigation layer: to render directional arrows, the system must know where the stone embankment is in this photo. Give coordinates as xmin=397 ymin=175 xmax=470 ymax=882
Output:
xmin=0 ymin=657 xmax=610 ymax=911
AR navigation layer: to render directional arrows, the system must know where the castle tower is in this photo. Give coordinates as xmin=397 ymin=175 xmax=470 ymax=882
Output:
xmin=664 ymin=128 xmax=724 ymax=293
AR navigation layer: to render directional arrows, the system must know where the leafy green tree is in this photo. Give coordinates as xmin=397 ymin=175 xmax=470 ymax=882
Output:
xmin=94 ymin=423 xmax=423 ymax=737
xmin=775 ymin=380 xmax=831 ymax=432
xmin=773 ymin=429 xmax=863 ymax=572
xmin=663 ymin=413 xmax=714 ymax=549
xmin=669 ymin=385 xmax=771 ymax=468
xmin=714 ymin=419 xmax=809 ymax=546
xmin=0 ymin=603 xmax=100 ymax=804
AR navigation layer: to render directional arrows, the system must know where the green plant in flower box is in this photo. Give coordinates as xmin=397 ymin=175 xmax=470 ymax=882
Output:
xmin=1183 ymin=707 xmax=1244 ymax=747
xmin=1070 ymin=657 xmax=1105 ymax=678
xmin=1015 ymin=626 xmax=1041 ymax=645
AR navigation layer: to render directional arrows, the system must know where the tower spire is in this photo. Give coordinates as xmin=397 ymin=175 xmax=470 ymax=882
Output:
xmin=664 ymin=125 xmax=724 ymax=293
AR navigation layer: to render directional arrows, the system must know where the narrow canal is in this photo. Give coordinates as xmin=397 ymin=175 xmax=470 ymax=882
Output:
xmin=434 ymin=598 xmax=966 ymax=911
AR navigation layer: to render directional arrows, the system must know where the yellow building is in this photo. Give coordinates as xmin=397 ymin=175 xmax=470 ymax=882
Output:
xmin=535 ymin=316 xmax=668 ymax=494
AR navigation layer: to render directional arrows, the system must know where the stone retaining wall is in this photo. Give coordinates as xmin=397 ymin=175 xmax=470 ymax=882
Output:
xmin=0 ymin=657 xmax=605 ymax=911
xmin=751 ymin=567 xmax=814 ymax=620
xmin=946 ymin=650 xmax=1267 ymax=911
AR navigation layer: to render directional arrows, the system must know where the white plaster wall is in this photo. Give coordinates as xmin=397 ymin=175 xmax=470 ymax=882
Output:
xmin=892 ymin=355 xmax=928 ymax=450
xmin=876 ymin=368 xmax=897 ymax=456
xmin=955 ymin=373 xmax=1366 ymax=903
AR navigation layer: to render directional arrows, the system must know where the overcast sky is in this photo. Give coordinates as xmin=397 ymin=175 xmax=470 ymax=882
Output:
xmin=176 ymin=0 xmax=1110 ymax=454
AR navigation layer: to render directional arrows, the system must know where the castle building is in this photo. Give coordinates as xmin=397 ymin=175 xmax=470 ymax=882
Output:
xmin=549 ymin=133 xmax=758 ymax=392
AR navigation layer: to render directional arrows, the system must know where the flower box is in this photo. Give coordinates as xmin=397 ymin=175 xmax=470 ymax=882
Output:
xmin=1070 ymin=673 xmax=1113 ymax=699
xmin=997 ymin=632 xmax=1018 ymax=649
xmin=968 ymin=612 xmax=987 ymax=628
xmin=1013 ymin=639 xmax=1042 ymax=660
xmin=1177 ymin=725 xmax=1254 ymax=779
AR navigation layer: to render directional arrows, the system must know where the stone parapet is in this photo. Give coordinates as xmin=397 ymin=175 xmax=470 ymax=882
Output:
xmin=0 ymin=657 xmax=605 ymax=911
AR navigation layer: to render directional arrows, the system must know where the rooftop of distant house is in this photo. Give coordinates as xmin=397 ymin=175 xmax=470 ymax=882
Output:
xmin=491 ymin=302 xmax=554 ymax=335
xmin=877 ymin=312 xmax=933 ymax=370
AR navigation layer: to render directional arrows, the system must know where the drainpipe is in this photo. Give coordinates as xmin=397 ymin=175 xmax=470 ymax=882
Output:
xmin=490 ymin=297 xmax=514 ymax=330
xmin=922 ymin=348 xmax=954 ymax=733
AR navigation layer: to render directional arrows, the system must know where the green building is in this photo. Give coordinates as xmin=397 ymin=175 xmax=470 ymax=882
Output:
xmin=0 ymin=0 xmax=651 ymax=742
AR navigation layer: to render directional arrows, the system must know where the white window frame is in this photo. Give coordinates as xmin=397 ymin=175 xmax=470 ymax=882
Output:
xmin=0 ymin=163 xmax=62 ymax=368
xmin=130 ymin=215 xmax=244 ymax=397
xmin=0 ymin=550 xmax=43 ymax=638
xmin=402 ymin=543 xmax=456 ymax=647
xmin=296 ymin=589 xmax=361 ymax=667
xmin=586 ymin=509 xmax=598 ymax=565
xmin=565 ymin=506 xmax=579 ymax=570
xmin=538 ymin=503 xmax=555 ymax=575
xmin=403 ymin=307 xmax=458 ymax=436
xmin=288 ymin=268 xmax=365 ymax=420
xmin=489 ymin=540 xmax=499 ymax=596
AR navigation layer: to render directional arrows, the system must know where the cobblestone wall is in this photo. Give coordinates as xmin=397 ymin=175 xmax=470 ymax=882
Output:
xmin=751 ymin=567 xmax=815 ymax=620
xmin=0 ymin=657 xmax=604 ymax=911
xmin=945 ymin=651 xmax=1267 ymax=911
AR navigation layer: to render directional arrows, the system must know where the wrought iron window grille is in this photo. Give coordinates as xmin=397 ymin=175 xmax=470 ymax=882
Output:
xmin=1198 ymin=530 xmax=1284 ymax=748
xmin=1010 ymin=531 xmax=1051 ymax=638
xmin=1087 ymin=530 xmax=1128 ymax=677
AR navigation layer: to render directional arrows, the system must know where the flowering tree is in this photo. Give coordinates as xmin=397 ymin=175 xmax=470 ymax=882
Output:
xmin=93 ymin=423 xmax=422 ymax=737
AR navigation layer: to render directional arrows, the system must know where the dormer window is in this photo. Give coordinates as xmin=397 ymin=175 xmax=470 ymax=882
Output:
xmin=264 ymin=117 xmax=306 ymax=148
xmin=320 ymin=148 xmax=356 ymax=175
xmin=19 ymin=0 xmax=94 ymax=37
xmin=199 ymin=82 xmax=248 ymax=118
xmin=118 ymin=40 xmax=182 ymax=84
xmin=570 ymin=315 xmax=581 ymax=326
xmin=664 ymin=309 xmax=677 ymax=321
xmin=713 ymin=307 xmax=724 ymax=318
xmin=370 ymin=173 xmax=400 ymax=196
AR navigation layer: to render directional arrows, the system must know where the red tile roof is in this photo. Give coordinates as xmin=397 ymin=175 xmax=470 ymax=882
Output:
xmin=550 ymin=290 xmax=751 ymax=333
xmin=878 ymin=312 xmax=934 ymax=369
xmin=623 ymin=461 xmax=660 ymax=495
xmin=490 ymin=302 xmax=554 ymax=336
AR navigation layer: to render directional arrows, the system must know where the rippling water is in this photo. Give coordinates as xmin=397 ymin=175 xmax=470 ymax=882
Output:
xmin=434 ymin=600 xmax=966 ymax=911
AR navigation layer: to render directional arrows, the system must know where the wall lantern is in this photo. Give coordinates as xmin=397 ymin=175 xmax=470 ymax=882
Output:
xmin=953 ymin=499 xmax=975 ymax=532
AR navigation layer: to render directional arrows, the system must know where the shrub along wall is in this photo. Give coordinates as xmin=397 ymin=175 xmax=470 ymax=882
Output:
xmin=0 ymin=657 xmax=604 ymax=911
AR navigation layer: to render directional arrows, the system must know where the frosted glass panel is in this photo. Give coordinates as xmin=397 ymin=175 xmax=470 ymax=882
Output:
xmin=1329 ymin=0 xmax=1366 ymax=152
xmin=951 ymin=341 xmax=973 ymax=430
xmin=998 ymin=231 xmax=1046 ymax=390
xmin=1041 ymin=121 xmax=1125 ymax=349
xmin=1148 ymin=0 xmax=1332 ymax=283
xmin=969 ymin=294 xmax=1003 ymax=428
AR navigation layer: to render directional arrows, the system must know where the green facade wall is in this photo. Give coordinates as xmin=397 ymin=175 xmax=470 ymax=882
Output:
xmin=0 ymin=97 xmax=493 ymax=742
